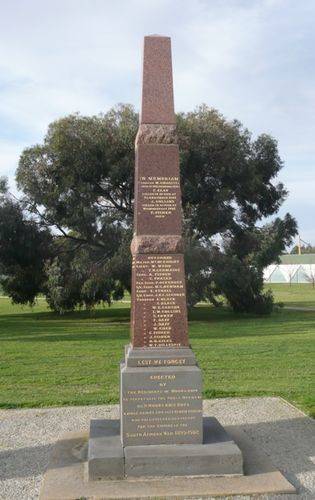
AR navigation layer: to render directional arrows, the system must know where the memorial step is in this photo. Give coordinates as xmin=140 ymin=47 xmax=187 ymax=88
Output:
xmin=87 ymin=417 xmax=243 ymax=481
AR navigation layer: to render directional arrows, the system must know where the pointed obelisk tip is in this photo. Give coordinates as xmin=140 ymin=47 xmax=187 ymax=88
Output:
xmin=145 ymin=34 xmax=171 ymax=39
xmin=140 ymin=35 xmax=175 ymax=125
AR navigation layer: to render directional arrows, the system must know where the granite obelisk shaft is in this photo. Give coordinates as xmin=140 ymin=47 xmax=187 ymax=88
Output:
xmin=141 ymin=36 xmax=175 ymax=125
xmin=131 ymin=36 xmax=189 ymax=348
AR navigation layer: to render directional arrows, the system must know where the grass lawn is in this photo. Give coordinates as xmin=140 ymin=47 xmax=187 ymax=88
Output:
xmin=265 ymin=283 xmax=315 ymax=308
xmin=0 ymin=288 xmax=314 ymax=416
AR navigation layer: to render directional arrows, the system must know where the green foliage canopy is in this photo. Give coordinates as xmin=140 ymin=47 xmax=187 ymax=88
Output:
xmin=0 ymin=104 xmax=297 ymax=312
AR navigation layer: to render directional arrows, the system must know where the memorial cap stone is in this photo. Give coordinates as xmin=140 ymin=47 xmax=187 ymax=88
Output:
xmin=140 ymin=35 xmax=175 ymax=125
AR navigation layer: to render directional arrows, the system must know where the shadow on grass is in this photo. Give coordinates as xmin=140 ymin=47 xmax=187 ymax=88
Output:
xmin=1 ymin=331 xmax=129 ymax=342
xmin=0 ymin=306 xmax=131 ymax=323
xmin=2 ymin=304 xmax=314 ymax=323
xmin=1 ymin=308 xmax=314 ymax=342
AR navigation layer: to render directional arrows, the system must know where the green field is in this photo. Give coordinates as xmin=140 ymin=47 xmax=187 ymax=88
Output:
xmin=0 ymin=283 xmax=314 ymax=416
xmin=265 ymin=283 xmax=315 ymax=308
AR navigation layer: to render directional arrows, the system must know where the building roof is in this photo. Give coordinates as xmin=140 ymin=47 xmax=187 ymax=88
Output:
xmin=280 ymin=253 xmax=315 ymax=264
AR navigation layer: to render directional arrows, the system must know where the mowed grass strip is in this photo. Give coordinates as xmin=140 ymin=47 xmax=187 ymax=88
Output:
xmin=0 ymin=294 xmax=314 ymax=416
xmin=265 ymin=282 xmax=315 ymax=308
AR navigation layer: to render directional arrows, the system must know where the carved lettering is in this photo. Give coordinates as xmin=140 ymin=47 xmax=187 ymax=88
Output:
xmin=131 ymin=254 xmax=189 ymax=347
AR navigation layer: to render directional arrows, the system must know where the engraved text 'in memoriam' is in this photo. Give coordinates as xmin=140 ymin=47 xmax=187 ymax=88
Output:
xmin=139 ymin=175 xmax=180 ymax=219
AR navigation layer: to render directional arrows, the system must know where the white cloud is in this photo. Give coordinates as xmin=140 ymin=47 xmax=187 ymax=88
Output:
xmin=0 ymin=0 xmax=314 ymax=241
xmin=0 ymin=140 xmax=25 ymax=194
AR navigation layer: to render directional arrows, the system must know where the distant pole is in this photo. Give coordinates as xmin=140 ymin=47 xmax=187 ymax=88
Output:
xmin=298 ymin=235 xmax=301 ymax=255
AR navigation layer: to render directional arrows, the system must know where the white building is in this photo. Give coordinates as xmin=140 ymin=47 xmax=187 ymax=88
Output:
xmin=264 ymin=254 xmax=315 ymax=284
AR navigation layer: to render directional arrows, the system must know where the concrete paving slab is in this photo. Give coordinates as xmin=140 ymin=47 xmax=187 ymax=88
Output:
xmin=39 ymin=426 xmax=294 ymax=499
xmin=0 ymin=397 xmax=314 ymax=499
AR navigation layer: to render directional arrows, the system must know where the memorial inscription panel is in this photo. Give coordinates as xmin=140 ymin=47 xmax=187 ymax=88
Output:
xmin=120 ymin=365 xmax=202 ymax=446
xmin=134 ymin=145 xmax=182 ymax=235
xmin=140 ymin=175 xmax=178 ymax=218
xmin=131 ymin=254 xmax=188 ymax=347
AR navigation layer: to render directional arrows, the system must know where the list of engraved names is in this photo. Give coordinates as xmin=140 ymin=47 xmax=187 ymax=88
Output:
xmin=133 ymin=254 xmax=186 ymax=347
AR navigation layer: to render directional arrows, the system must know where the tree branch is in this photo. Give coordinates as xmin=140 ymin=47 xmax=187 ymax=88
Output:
xmin=24 ymin=201 xmax=107 ymax=249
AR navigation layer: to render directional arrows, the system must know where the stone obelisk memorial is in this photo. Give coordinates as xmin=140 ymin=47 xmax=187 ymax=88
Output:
xmin=122 ymin=34 xmax=202 ymax=447
xmin=40 ymin=36 xmax=298 ymax=499
xmin=87 ymin=35 xmax=243 ymax=479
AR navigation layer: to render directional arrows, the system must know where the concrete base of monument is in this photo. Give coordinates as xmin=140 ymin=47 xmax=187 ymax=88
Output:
xmin=39 ymin=419 xmax=296 ymax=500
xmin=88 ymin=417 xmax=243 ymax=480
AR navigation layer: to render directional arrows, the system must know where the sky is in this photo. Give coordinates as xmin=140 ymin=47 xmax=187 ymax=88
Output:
xmin=0 ymin=0 xmax=314 ymax=244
